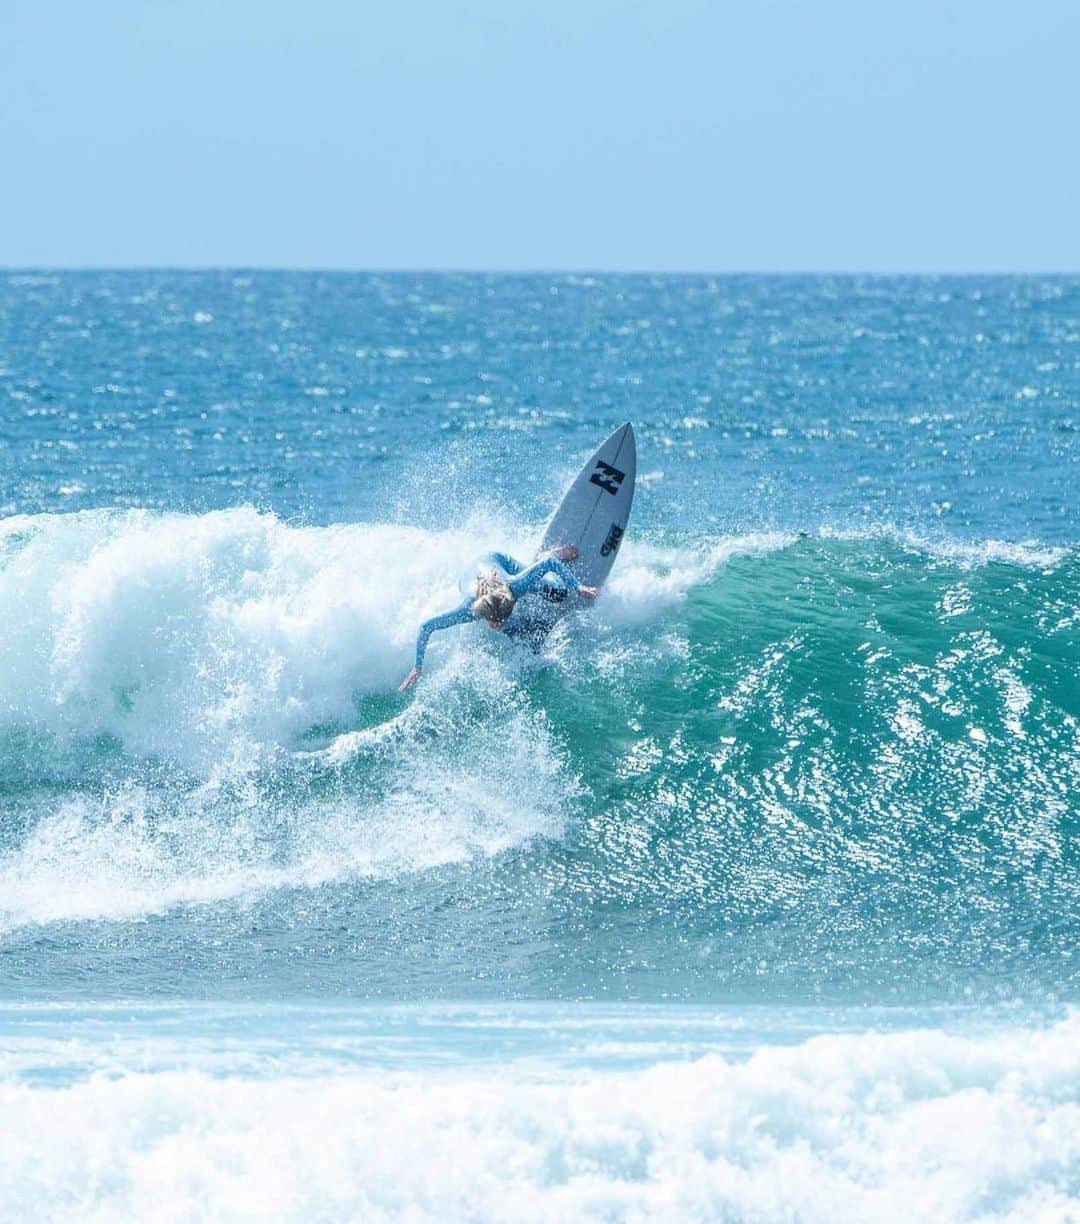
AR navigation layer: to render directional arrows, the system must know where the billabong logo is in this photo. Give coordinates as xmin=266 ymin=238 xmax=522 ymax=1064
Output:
xmin=590 ymin=460 xmax=625 ymax=496
xmin=600 ymin=522 xmax=624 ymax=557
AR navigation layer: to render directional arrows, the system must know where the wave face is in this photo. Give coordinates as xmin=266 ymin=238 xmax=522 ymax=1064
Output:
xmin=0 ymin=506 xmax=1074 ymax=1002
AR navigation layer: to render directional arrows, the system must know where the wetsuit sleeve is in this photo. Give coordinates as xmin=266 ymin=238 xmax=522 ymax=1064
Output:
xmin=507 ymin=556 xmax=581 ymax=598
xmin=488 ymin=551 xmax=524 ymax=576
xmin=414 ymin=601 xmax=474 ymax=669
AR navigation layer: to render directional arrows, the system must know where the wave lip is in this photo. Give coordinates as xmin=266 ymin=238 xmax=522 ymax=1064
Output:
xmin=817 ymin=523 xmax=1073 ymax=571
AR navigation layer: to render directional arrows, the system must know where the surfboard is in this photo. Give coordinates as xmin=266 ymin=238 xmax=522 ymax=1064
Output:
xmin=505 ymin=422 xmax=636 ymax=645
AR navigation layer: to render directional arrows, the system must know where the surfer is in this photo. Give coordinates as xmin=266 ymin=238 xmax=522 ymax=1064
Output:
xmin=398 ymin=547 xmax=600 ymax=690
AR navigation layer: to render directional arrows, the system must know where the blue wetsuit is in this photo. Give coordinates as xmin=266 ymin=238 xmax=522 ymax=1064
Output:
xmin=413 ymin=552 xmax=580 ymax=669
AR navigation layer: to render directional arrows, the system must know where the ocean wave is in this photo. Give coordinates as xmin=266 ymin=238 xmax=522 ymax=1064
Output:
xmin=0 ymin=508 xmax=1075 ymax=953
xmin=0 ymin=1012 xmax=1076 ymax=1223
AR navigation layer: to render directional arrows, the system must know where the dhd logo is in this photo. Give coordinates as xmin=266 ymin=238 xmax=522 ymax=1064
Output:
xmin=600 ymin=523 xmax=624 ymax=557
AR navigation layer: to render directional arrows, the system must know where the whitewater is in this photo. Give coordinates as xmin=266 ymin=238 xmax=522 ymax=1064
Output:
xmin=0 ymin=271 xmax=1077 ymax=1221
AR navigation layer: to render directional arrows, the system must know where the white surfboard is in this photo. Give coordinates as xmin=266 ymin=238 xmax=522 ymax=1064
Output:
xmin=506 ymin=423 xmax=636 ymax=643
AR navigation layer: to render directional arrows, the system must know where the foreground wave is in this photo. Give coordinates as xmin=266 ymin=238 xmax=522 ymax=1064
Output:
xmin=0 ymin=1003 xmax=1075 ymax=1223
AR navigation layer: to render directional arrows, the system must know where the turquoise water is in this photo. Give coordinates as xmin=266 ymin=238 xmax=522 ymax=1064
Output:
xmin=0 ymin=272 xmax=1077 ymax=1220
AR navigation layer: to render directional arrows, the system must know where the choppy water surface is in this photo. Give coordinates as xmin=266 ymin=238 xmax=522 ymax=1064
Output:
xmin=0 ymin=272 xmax=1076 ymax=1221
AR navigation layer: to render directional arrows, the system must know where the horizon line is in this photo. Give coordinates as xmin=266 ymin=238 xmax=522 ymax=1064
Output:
xmin=2 ymin=265 xmax=1078 ymax=279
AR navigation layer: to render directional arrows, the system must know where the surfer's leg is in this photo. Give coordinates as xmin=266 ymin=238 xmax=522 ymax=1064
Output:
xmin=535 ymin=546 xmax=577 ymax=602
xmin=540 ymin=572 xmax=569 ymax=604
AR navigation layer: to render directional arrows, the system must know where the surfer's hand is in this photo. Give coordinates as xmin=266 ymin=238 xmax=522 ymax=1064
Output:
xmin=551 ymin=546 xmax=579 ymax=561
xmin=398 ymin=666 xmax=421 ymax=691
xmin=578 ymin=585 xmax=600 ymax=600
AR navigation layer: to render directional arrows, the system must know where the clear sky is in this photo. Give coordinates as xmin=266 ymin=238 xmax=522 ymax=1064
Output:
xmin=2 ymin=0 xmax=1078 ymax=271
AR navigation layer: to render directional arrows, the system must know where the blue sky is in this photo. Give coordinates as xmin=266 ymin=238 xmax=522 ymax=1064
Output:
xmin=2 ymin=0 xmax=1077 ymax=270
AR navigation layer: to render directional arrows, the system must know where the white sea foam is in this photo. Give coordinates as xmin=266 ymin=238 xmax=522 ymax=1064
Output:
xmin=0 ymin=1012 xmax=1075 ymax=1223
xmin=0 ymin=507 xmax=512 ymax=771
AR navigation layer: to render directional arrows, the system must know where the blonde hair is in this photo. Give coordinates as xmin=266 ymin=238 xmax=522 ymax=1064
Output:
xmin=471 ymin=570 xmax=514 ymax=622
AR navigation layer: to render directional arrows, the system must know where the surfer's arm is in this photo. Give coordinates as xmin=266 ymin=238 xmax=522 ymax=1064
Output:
xmin=507 ymin=556 xmax=581 ymax=598
xmin=487 ymin=551 xmax=525 ymax=576
xmin=409 ymin=602 xmax=474 ymax=674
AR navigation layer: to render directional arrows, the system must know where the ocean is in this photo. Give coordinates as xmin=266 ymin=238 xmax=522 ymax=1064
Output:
xmin=0 ymin=271 xmax=1076 ymax=1221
